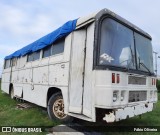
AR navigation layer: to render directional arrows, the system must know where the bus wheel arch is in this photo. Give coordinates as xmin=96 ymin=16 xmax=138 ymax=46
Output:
xmin=47 ymin=87 xmax=62 ymax=103
xmin=47 ymin=87 xmax=73 ymax=122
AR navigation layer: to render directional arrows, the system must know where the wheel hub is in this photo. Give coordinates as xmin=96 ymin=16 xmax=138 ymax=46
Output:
xmin=53 ymin=98 xmax=67 ymax=119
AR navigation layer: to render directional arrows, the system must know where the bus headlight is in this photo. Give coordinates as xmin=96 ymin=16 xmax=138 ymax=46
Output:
xmin=113 ymin=91 xmax=118 ymax=102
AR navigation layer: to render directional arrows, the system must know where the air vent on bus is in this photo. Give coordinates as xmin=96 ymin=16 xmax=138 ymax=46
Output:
xmin=129 ymin=91 xmax=147 ymax=102
xmin=128 ymin=76 xmax=146 ymax=85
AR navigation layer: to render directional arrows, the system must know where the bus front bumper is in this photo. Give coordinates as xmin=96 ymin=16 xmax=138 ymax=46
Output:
xmin=103 ymin=102 xmax=154 ymax=123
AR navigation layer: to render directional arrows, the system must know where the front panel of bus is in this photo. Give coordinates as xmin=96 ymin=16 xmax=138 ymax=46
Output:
xmin=93 ymin=17 xmax=157 ymax=122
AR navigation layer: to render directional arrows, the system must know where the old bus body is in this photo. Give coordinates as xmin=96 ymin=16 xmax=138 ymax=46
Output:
xmin=1 ymin=9 xmax=157 ymax=123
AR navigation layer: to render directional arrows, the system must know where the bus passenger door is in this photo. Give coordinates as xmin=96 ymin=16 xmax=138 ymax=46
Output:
xmin=68 ymin=29 xmax=86 ymax=114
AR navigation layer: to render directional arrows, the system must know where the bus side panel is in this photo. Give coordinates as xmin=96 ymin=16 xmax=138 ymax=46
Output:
xmin=25 ymin=61 xmax=33 ymax=83
xmin=83 ymin=23 xmax=95 ymax=119
xmin=11 ymin=67 xmax=18 ymax=83
xmin=22 ymin=84 xmax=69 ymax=108
xmin=12 ymin=69 xmax=23 ymax=97
xmin=60 ymin=34 xmax=72 ymax=113
xmin=18 ymin=68 xmax=25 ymax=84
xmin=23 ymin=84 xmax=48 ymax=107
xmin=33 ymin=66 xmax=48 ymax=85
xmin=1 ymin=68 xmax=11 ymax=93
xmin=68 ymin=29 xmax=86 ymax=113
xmin=49 ymin=62 xmax=69 ymax=86
xmin=23 ymin=57 xmax=49 ymax=107
xmin=22 ymin=57 xmax=49 ymax=107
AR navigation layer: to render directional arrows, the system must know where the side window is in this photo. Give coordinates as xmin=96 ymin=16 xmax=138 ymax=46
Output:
xmin=12 ymin=58 xmax=17 ymax=66
xmin=33 ymin=51 xmax=40 ymax=61
xmin=27 ymin=53 xmax=33 ymax=62
xmin=52 ymin=39 xmax=64 ymax=55
xmin=27 ymin=51 xmax=40 ymax=62
xmin=4 ymin=59 xmax=11 ymax=69
xmin=43 ymin=46 xmax=51 ymax=58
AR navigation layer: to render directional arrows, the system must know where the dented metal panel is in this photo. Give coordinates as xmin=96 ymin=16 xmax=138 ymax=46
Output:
xmin=115 ymin=103 xmax=153 ymax=121
xmin=69 ymin=29 xmax=86 ymax=113
xmin=83 ymin=23 xmax=95 ymax=118
xmin=49 ymin=63 xmax=69 ymax=86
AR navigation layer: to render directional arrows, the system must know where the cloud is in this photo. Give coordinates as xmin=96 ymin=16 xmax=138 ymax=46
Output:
xmin=0 ymin=45 xmax=20 ymax=57
xmin=0 ymin=3 xmax=56 ymax=40
xmin=0 ymin=4 xmax=26 ymax=35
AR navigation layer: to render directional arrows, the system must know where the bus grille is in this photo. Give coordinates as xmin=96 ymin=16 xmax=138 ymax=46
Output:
xmin=128 ymin=76 xmax=146 ymax=85
xmin=129 ymin=91 xmax=147 ymax=102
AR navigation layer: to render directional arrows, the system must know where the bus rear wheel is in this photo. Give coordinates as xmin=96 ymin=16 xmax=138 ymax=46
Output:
xmin=47 ymin=92 xmax=73 ymax=123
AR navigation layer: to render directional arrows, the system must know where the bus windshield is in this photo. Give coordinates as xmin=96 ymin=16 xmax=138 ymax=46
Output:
xmin=98 ymin=18 xmax=153 ymax=73
xmin=135 ymin=32 xmax=154 ymax=73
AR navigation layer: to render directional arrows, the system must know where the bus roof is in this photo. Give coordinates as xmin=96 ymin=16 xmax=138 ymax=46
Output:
xmin=76 ymin=9 xmax=151 ymax=39
xmin=5 ymin=8 xmax=151 ymax=60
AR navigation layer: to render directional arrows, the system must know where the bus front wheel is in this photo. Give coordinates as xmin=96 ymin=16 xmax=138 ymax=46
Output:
xmin=47 ymin=92 xmax=73 ymax=123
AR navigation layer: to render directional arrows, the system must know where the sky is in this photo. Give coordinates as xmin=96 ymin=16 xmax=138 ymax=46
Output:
xmin=0 ymin=0 xmax=160 ymax=76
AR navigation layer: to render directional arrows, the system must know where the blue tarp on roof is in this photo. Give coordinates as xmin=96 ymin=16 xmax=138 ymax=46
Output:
xmin=5 ymin=19 xmax=77 ymax=60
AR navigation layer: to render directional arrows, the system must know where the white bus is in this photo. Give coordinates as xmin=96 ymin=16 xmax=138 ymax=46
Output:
xmin=1 ymin=9 xmax=157 ymax=123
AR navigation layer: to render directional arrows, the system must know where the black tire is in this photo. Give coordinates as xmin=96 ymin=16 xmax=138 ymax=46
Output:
xmin=47 ymin=92 xmax=73 ymax=123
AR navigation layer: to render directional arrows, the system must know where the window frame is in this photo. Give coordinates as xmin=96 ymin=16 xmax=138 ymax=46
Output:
xmin=42 ymin=46 xmax=52 ymax=58
xmin=27 ymin=53 xmax=34 ymax=62
xmin=93 ymin=15 xmax=154 ymax=76
xmin=11 ymin=58 xmax=17 ymax=67
xmin=33 ymin=51 xmax=40 ymax=61
xmin=51 ymin=38 xmax=65 ymax=56
xmin=4 ymin=59 xmax=11 ymax=69
xmin=98 ymin=18 xmax=136 ymax=70
xmin=134 ymin=32 xmax=154 ymax=73
xmin=42 ymin=38 xmax=65 ymax=59
xmin=27 ymin=50 xmax=40 ymax=62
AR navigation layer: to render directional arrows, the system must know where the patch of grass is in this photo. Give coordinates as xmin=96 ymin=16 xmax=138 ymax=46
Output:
xmin=0 ymin=92 xmax=60 ymax=126
xmin=0 ymin=79 xmax=1 ymax=90
xmin=0 ymin=88 xmax=60 ymax=134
